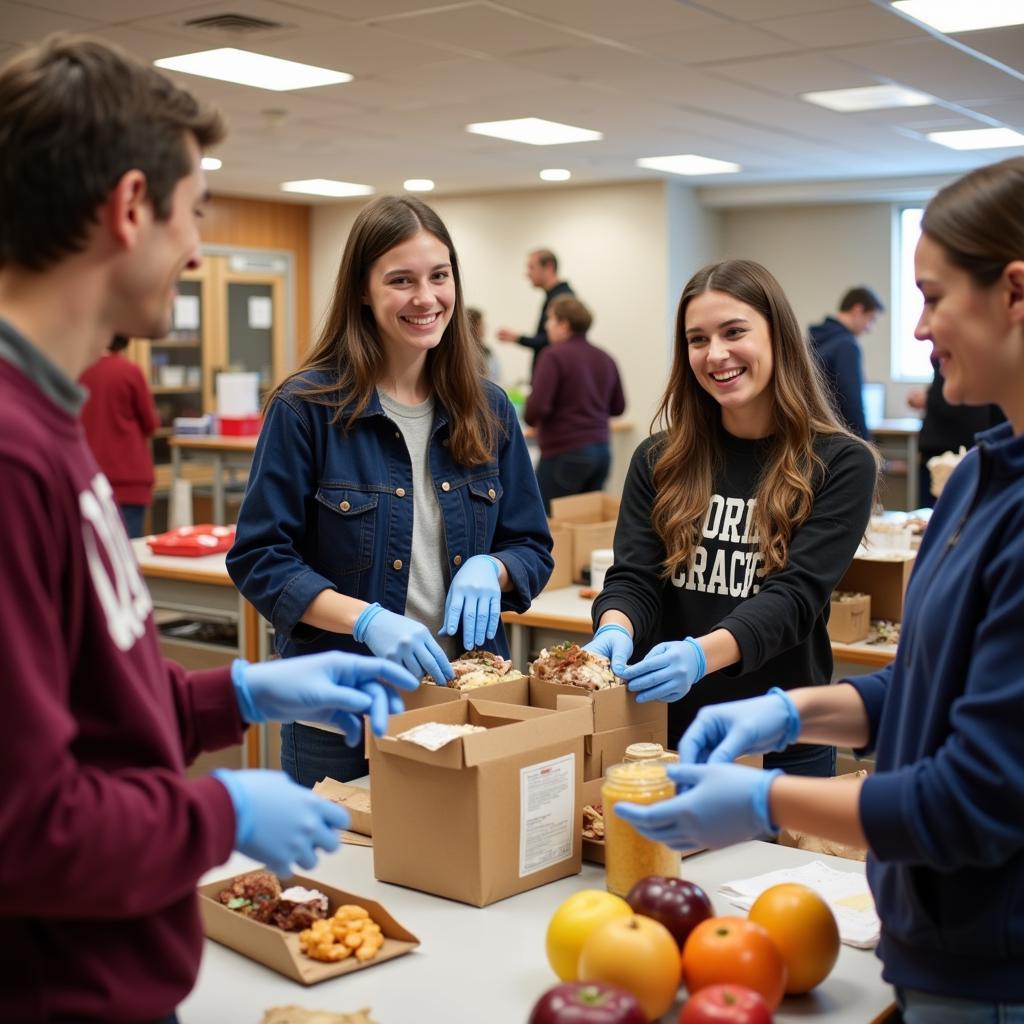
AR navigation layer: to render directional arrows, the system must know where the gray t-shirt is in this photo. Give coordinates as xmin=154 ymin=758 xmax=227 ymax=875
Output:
xmin=377 ymin=389 xmax=456 ymax=659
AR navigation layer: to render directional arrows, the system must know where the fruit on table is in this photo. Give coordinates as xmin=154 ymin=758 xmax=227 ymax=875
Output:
xmin=679 ymin=983 xmax=773 ymax=1023
xmin=547 ymin=889 xmax=634 ymax=982
xmin=747 ymin=883 xmax=840 ymax=994
xmin=682 ymin=917 xmax=787 ymax=1011
xmin=626 ymin=876 xmax=713 ymax=951
xmin=528 ymin=981 xmax=648 ymax=1024
xmin=578 ymin=915 xmax=683 ymax=1021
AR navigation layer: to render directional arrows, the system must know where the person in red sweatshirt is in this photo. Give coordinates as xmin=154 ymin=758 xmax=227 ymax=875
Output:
xmin=80 ymin=335 xmax=158 ymax=537
xmin=0 ymin=36 xmax=419 ymax=1024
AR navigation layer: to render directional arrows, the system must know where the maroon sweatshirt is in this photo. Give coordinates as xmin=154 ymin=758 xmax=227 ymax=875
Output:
xmin=80 ymin=353 xmax=159 ymax=506
xmin=0 ymin=332 xmax=242 ymax=1023
xmin=523 ymin=335 xmax=626 ymax=458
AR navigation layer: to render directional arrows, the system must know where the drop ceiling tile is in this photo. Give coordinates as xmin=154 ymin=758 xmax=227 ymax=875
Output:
xmin=499 ymin=0 xmax=728 ymax=38
xmin=949 ymin=25 xmax=1024 ymax=76
xmin=757 ymin=4 xmax=927 ymax=46
xmin=366 ymin=3 xmax=587 ymax=57
xmin=621 ymin=23 xmax=801 ymax=63
xmin=0 ymin=0 xmax=101 ymax=40
xmin=713 ymin=51 xmax=877 ymax=94
xmin=689 ymin=0 xmax=858 ymax=20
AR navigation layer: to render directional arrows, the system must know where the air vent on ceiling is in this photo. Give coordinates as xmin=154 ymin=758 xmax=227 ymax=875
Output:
xmin=183 ymin=13 xmax=285 ymax=34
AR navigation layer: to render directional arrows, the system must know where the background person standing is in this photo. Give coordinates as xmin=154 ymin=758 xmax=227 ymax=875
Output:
xmin=524 ymin=295 xmax=625 ymax=512
xmin=808 ymin=286 xmax=885 ymax=440
xmin=496 ymin=247 xmax=573 ymax=379
xmin=80 ymin=334 xmax=158 ymax=537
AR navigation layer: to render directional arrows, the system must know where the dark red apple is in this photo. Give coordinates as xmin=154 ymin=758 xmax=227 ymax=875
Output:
xmin=625 ymin=876 xmax=713 ymax=950
xmin=679 ymin=984 xmax=773 ymax=1023
xmin=528 ymin=981 xmax=648 ymax=1024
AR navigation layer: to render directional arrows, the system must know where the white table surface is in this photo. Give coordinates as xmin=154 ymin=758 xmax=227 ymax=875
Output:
xmin=179 ymin=841 xmax=891 ymax=1024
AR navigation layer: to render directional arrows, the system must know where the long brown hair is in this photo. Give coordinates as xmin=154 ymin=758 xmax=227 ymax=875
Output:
xmin=921 ymin=156 xmax=1024 ymax=286
xmin=270 ymin=195 xmax=499 ymax=465
xmin=650 ymin=259 xmax=874 ymax=577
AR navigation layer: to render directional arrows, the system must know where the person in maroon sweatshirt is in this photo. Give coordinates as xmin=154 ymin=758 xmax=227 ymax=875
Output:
xmin=0 ymin=37 xmax=419 ymax=1024
xmin=524 ymin=294 xmax=626 ymax=511
xmin=80 ymin=335 xmax=159 ymax=537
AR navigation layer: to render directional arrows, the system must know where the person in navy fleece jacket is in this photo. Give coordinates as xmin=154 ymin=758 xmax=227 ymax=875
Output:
xmin=613 ymin=156 xmax=1024 ymax=1022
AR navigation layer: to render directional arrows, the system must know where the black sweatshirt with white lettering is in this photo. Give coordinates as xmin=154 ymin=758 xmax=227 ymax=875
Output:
xmin=593 ymin=428 xmax=876 ymax=746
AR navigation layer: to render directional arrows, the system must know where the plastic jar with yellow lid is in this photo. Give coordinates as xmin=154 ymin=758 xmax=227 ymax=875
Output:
xmin=623 ymin=742 xmax=679 ymax=765
xmin=602 ymin=761 xmax=681 ymax=897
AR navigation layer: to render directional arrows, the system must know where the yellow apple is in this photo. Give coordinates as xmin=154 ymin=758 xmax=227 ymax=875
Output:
xmin=546 ymin=889 xmax=633 ymax=981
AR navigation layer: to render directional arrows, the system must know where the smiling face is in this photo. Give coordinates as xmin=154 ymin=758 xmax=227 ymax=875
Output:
xmin=914 ymin=233 xmax=1017 ymax=408
xmin=685 ymin=288 xmax=775 ymax=436
xmin=110 ymin=134 xmax=206 ymax=341
xmin=364 ymin=228 xmax=455 ymax=362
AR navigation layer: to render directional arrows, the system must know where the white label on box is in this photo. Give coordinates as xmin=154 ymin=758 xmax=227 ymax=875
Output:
xmin=519 ymin=752 xmax=575 ymax=877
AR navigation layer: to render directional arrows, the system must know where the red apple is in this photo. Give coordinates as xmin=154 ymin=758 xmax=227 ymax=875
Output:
xmin=626 ymin=876 xmax=713 ymax=950
xmin=528 ymin=981 xmax=648 ymax=1024
xmin=679 ymin=983 xmax=773 ymax=1023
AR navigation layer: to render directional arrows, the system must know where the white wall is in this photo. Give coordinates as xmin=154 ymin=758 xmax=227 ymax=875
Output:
xmin=718 ymin=202 xmax=919 ymax=417
xmin=311 ymin=181 xmax=679 ymax=493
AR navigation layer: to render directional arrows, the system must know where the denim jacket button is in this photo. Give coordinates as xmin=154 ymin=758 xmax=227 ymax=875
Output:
xmin=441 ymin=481 xmax=451 ymax=492
xmin=488 ymin=488 xmax=496 ymax=500
xmin=339 ymin=500 xmax=351 ymax=512
xmin=395 ymin=487 xmax=406 ymax=498
xmin=453 ymin=554 xmax=462 ymax=567
xmin=392 ymin=559 xmax=403 ymax=571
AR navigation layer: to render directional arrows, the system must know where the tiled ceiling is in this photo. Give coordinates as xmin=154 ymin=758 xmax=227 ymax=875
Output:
xmin=2 ymin=0 xmax=1023 ymax=201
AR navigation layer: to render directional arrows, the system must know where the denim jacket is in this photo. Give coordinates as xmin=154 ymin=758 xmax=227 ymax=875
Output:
xmin=227 ymin=373 xmax=553 ymax=659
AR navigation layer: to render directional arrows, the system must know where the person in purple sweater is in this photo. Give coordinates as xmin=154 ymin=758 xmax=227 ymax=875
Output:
xmin=0 ymin=37 xmax=418 ymax=1024
xmin=524 ymin=295 xmax=626 ymax=512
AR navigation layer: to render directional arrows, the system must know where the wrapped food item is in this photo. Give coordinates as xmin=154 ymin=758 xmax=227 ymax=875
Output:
xmin=273 ymin=885 xmax=330 ymax=932
xmin=927 ymin=446 xmax=968 ymax=497
xmin=582 ymin=803 xmax=605 ymax=841
xmin=531 ymin=641 xmax=619 ymax=691
xmin=217 ymin=870 xmax=281 ymax=924
xmin=423 ymin=649 xmax=524 ymax=690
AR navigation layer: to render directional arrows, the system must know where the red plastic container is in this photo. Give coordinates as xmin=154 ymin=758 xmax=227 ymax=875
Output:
xmin=146 ymin=524 xmax=235 ymax=557
xmin=219 ymin=414 xmax=261 ymax=436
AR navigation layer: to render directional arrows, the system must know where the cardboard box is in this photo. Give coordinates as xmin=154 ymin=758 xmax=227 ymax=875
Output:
xmin=584 ymin=720 xmax=668 ymax=782
xmin=400 ymin=672 xmax=529 ymax=712
xmin=827 ymin=592 xmax=872 ymax=643
xmin=581 ymin=777 xmax=605 ymax=865
xmin=312 ymin=778 xmax=373 ymax=847
xmin=549 ymin=492 xmax=621 ymax=583
xmin=546 ymin=519 xmax=574 ymax=591
xmin=199 ymin=872 xmax=419 ymax=984
xmin=368 ymin=697 xmax=592 ymax=906
xmin=528 ymin=674 xmax=666 ymax=735
xmin=837 ymin=552 xmax=915 ymax=622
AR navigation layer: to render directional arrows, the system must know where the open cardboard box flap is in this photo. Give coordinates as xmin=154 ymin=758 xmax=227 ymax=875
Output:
xmin=529 ymin=675 xmax=665 ymax=733
xmin=372 ymin=697 xmax=593 ymax=770
xmin=312 ymin=778 xmax=372 ymax=842
xmin=199 ymin=872 xmax=418 ymax=985
xmin=401 ymin=672 xmax=529 ymax=712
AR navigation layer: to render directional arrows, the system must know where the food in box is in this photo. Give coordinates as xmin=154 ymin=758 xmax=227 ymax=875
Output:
xmin=532 ymin=641 xmax=619 ymax=691
xmin=421 ymin=650 xmax=527 ymax=691
xmin=199 ymin=871 xmax=418 ymax=984
xmin=827 ymin=591 xmax=871 ymax=644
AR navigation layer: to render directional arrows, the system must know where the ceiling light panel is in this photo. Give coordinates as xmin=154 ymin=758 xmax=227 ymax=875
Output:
xmin=465 ymin=118 xmax=602 ymax=146
xmin=802 ymin=84 xmax=933 ymax=112
xmin=635 ymin=154 xmax=741 ymax=175
xmin=891 ymin=1 xmax=1024 ymax=33
xmin=926 ymin=127 xmax=1024 ymax=149
xmin=280 ymin=179 xmax=374 ymax=197
xmin=155 ymin=49 xmax=352 ymax=92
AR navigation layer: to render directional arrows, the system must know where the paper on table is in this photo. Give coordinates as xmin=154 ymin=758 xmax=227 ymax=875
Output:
xmin=719 ymin=860 xmax=880 ymax=949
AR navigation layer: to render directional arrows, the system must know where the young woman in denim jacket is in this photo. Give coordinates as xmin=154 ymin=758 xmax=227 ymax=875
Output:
xmin=228 ymin=197 xmax=553 ymax=785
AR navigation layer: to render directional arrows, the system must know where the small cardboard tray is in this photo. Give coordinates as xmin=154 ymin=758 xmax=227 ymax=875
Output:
xmin=199 ymin=872 xmax=419 ymax=985
xmin=313 ymin=779 xmax=373 ymax=846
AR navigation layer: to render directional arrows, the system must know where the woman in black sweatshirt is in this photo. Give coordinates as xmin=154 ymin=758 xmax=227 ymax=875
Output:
xmin=586 ymin=259 xmax=878 ymax=775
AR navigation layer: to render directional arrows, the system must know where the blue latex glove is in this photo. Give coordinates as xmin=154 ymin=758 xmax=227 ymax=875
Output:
xmin=355 ymin=603 xmax=453 ymax=685
xmin=614 ymin=762 xmax=783 ymax=851
xmin=582 ymin=623 xmax=634 ymax=676
xmin=232 ymin=652 xmax=420 ymax=745
xmin=620 ymin=636 xmax=707 ymax=703
xmin=214 ymin=769 xmax=350 ymax=877
xmin=678 ymin=688 xmax=801 ymax=765
xmin=439 ymin=555 xmax=502 ymax=650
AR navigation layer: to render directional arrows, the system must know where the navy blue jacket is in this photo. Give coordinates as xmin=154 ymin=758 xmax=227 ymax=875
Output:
xmin=809 ymin=316 xmax=870 ymax=440
xmin=848 ymin=422 xmax=1024 ymax=1000
xmin=518 ymin=280 xmax=574 ymax=378
xmin=227 ymin=375 xmax=553 ymax=659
